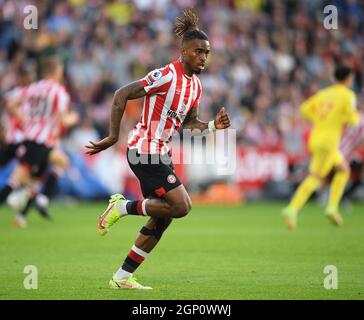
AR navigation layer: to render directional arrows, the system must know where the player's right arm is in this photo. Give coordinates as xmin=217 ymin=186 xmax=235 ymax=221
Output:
xmin=86 ymin=67 xmax=172 ymax=155
xmin=85 ymin=81 xmax=146 ymax=155
xmin=109 ymin=81 xmax=146 ymax=140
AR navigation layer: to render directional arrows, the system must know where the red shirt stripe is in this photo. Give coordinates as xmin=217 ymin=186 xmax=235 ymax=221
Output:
xmin=20 ymin=79 xmax=71 ymax=147
xmin=128 ymin=59 xmax=202 ymax=155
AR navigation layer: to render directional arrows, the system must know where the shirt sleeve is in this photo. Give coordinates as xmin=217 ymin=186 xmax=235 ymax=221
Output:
xmin=139 ymin=68 xmax=172 ymax=95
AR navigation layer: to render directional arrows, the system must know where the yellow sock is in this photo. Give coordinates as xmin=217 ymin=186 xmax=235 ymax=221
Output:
xmin=327 ymin=170 xmax=350 ymax=212
xmin=289 ymin=175 xmax=321 ymax=212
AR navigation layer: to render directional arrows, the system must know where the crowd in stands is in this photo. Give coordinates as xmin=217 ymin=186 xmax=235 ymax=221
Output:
xmin=1 ymin=0 xmax=363 ymax=160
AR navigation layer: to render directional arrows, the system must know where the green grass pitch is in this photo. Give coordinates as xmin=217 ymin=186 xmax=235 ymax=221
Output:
xmin=0 ymin=201 xmax=363 ymax=300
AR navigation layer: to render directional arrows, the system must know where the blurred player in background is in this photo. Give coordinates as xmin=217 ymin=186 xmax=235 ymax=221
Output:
xmin=0 ymin=56 xmax=78 ymax=227
xmin=13 ymin=147 xmax=70 ymax=227
xmin=282 ymin=66 xmax=359 ymax=230
xmin=0 ymin=67 xmax=35 ymax=169
xmin=0 ymin=66 xmax=38 ymax=222
xmin=316 ymin=106 xmax=364 ymax=210
xmin=86 ymin=8 xmax=230 ymax=289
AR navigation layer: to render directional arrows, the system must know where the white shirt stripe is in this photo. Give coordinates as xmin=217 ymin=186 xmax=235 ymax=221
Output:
xmin=151 ymin=63 xmax=178 ymax=153
xmin=128 ymin=60 xmax=202 ymax=154
xmin=20 ymin=79 xmax=70 ymax=146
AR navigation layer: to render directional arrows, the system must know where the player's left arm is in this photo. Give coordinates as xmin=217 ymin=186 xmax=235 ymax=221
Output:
xmin=182 ymin=107 xmax=231 ymax=132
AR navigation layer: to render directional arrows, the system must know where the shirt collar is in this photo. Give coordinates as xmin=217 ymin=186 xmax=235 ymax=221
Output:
xmin=175 ymin=58 xmax=193 ymax=79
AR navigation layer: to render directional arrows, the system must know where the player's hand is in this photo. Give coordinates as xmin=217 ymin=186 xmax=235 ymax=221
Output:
xmin=85 ymin=136 xmax=118 ymax=155
xmin=214 ymin=107 xmax=231 ymax=129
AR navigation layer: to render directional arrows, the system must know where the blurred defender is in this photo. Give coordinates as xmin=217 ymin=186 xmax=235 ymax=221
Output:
xmin=0 ymin=67 xmax=70 ymax=225
xmin=283 ymin=66 xmax=359 ymax=229
xmin=0 ymin=56 xmax=78 ymax=226
xmin=86 ymin=8 xmax=230 ymax=289
xmin=0 ymin=68 xmax=35 ymax=169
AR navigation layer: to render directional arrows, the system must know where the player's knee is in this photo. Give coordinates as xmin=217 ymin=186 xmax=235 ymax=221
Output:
xmin=173 ymin=197 xmax=192 ymax=218
xmin=186 ymin=196 xmax=192 ymax=212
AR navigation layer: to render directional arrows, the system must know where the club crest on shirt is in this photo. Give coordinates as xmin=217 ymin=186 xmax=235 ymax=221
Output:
xmin=167 ymin=174 xmax=176 ymax=184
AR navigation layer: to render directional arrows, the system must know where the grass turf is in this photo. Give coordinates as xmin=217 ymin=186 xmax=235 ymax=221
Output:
xmin=0 ymin=201 xmax=363 ymax=300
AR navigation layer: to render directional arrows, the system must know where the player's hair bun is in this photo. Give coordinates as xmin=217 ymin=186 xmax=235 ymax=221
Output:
xmin=174 ymin=8 xmax=200 ymax=38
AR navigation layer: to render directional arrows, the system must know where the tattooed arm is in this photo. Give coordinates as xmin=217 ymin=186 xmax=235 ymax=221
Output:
xmin=109 ymin=81 xmax=146 ymax=139
xmin=182 ymin=108 xmax=209 ymax=131
xmin=85 ymin=81 xmax=146 ymax=155
xmin=182 ymin=107 xmax=231 ymax=132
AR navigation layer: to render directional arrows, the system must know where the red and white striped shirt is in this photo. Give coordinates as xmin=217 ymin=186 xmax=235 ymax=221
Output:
xmin=2 ymin=87 xmax=26 ymax=144
xmin=128 ymin=59 xmax=202 ymax=155
xmin=340 ymin=113 xmax=364 ymax=159
xmin=20 ymin=79 xmax=70 ymax=147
